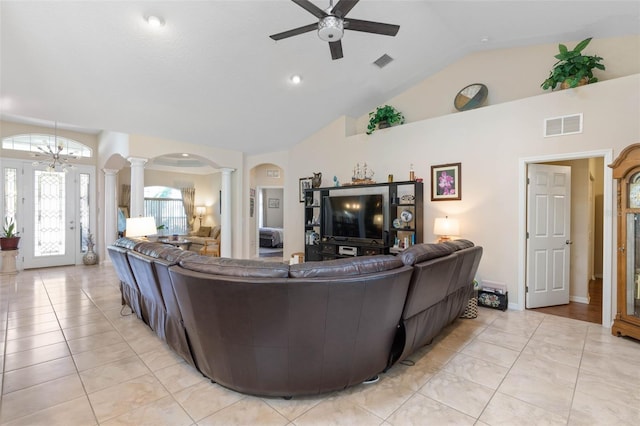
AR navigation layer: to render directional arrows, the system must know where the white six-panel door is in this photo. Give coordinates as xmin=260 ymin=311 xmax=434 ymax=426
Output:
xmin=526 ymin=164 xmax=572 ymax=308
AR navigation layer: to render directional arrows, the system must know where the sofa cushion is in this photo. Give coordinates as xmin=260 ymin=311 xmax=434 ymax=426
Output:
xmin=211 ymin=225 xmax=221 ymax=239
xmin=196 ymin=226 xmax=212 ymax=237
xmin=289 ymin=255 xmax=403 ymax=278
xmin=179 ymin=255 xmax=289 ymax=278
xmin=442 ymin=239 xmax=475 ymax=251
xmin=113 ymin=237 xmax=142 ymax=250
xmin=135 ymin=241 xmax=174 ymax=258
xmin=134 ymin=242 xmax=197 ymax=263
xmin=399 ymin=243 xmax=455 ymax=266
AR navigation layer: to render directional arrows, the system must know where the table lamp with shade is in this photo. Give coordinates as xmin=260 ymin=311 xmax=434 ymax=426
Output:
xmin=125 ymin=217 xmax=157 ymax=239
xmin=195 ymin=206 xmax=206 ymax=227
xmin=433 ymin=216 xmax=460 ymax=243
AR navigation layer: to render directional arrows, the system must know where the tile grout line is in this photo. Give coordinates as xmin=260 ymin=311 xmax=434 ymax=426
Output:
xmin=471 ymin=312 xmax=547 ymax=424
xmin=86 ymin=270 xmax=200 ymax=425
xmin=43 ymin=269 xmax=102 ymax=426
xmin=565 ymin=320 xmax=590 ymax=425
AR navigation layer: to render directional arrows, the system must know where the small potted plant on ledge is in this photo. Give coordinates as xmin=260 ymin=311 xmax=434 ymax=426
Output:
xmin=541 ymin=37 xmax=605 ymax=91
xmin=366 ymin=105 xmax=405 ymax=135
xmin=1 ymin=218 xmax=21 ymax=251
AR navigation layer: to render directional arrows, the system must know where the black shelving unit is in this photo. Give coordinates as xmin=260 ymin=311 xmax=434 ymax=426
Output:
xmin=303 ymin=181 xmax=423 ymax=261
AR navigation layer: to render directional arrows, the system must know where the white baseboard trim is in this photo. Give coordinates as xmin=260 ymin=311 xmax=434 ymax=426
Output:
xmin=570 ymin=296 xmax=589 ymax=304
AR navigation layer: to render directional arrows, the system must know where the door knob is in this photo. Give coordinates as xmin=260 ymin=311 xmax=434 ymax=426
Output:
xmin=566 ymin=240 xmax=573 ymax=245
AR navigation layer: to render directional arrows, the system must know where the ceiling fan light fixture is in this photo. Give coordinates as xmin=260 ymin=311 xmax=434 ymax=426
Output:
xmin=318 ymin=16 xmax=343 ymax=42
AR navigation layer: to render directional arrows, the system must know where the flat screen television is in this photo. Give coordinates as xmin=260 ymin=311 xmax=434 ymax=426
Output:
xmin=323 ymin=194 xmax=384 ymax=241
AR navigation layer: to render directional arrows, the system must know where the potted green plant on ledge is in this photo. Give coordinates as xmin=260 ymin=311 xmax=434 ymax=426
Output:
xmin=1 ymin=218 xmax=21 ymax=251
xmin=541 ymin=37 xmax=605 ymax=91
xmin=366 ymin=105 xmax=405 ymax=135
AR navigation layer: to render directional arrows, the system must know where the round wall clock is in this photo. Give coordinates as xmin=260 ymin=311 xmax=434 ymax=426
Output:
xmin=454 ymin=83 xmax=488 ymax=111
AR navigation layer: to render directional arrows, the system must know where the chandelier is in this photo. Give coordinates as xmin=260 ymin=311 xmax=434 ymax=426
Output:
xmin=31 ymin=122 xmax=77 ymax=173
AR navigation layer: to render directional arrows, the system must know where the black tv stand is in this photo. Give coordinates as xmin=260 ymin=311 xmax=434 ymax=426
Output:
xmin=319 ymin=240 xmax=388 ymax=260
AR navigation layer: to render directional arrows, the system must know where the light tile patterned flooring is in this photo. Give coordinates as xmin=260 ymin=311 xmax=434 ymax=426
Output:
xmin=1 ymin=264 xmax=639 ymax=425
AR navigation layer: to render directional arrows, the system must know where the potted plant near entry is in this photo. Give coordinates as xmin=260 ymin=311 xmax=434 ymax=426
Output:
xmin=1 ymin=218 xmax=21 ymax=251
xmin=366 ymin=105 xmax=405 ymax=135
xmin=541 ymin=37 xmax=605 ymax=91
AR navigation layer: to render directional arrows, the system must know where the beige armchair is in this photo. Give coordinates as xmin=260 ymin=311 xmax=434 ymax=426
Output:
xmin=185 ymin=225 xmax=221 ymax=255
xmin=199 ymin=238 xmax=220 ymax=257
xmin=194 ymin=225 xmax=220 ymax=257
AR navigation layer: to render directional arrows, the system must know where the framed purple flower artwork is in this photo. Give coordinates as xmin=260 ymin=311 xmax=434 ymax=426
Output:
xmin=431 ymin=163 xmax=461 ymax=201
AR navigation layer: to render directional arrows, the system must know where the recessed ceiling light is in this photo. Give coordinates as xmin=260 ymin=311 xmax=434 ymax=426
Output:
xmin=146 ymin=15 xmax=165 ymax=28
xmin=290 ymin=75 xmax=302 ymax=85
xmin=181 ymin=153 xmax=189 ymax=157
xmin=480 ymin=36 xmax=490 ymax=43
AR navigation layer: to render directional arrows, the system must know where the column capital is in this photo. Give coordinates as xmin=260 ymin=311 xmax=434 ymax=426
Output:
xmin=127 ymin=157 xmax=148 ymax=167
xmin=220 ymin=167 xmax=236 ymax=174
xmin=102 ymin=168 xmax=119 ymax=176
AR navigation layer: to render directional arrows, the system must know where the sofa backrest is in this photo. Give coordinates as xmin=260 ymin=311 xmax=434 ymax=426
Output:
xmin=193 ymin=225 xmax=221 ymax=240
xmin=107 ymin=245 xmax=138 ymax=292
xmin=446 ymin=245 xmax=483 ymax=296
xmin=289 ymin=255 xmax=403 ymax=278
xmin=127 ymin=250 xmax=167 ymax=312
xmin=400 ymin=252 xmax=459 ymax=320
xmin=398 ymin=240 xmax=479 ymax=320
xmin=179 ymin=255 xmax=290 ymax=278
xmin=167 ymin=261 xmax=413 ymax=396
xmin=398 ymin=243 xmax=455 ymax=266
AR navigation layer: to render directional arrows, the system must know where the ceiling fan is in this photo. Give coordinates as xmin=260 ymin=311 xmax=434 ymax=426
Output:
xmin=269 ymin=0 xmax=400 ymax=60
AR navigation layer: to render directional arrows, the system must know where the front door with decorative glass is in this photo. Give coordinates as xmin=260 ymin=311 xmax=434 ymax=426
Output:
xmin=2 ymin=159 xmax=95 ymax=269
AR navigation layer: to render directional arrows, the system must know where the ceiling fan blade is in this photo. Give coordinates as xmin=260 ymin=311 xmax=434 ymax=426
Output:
xmin=269 ymin=23 xmax=318 ymax=41
xmin=329 ymin=40 xmax=343 ymax=60
xmin=292 ymin=0 xmax=327 ymax=19
xmin=331 ymin=0 xmax=359 ymax=18
xmin=344 ymin=18 xmax=400 ymax=36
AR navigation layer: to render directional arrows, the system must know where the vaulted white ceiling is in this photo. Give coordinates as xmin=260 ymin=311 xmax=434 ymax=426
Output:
xmin=1 ymin=1 xmax=639 ymax=155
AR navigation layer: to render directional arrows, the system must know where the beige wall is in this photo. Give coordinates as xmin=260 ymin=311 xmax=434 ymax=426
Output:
xmin=282 ymin=35 xmax=639 ymax=319
xmin=354 ymin=35 xmax=640 ymax=134
xmin=284 ymin=74 xmax=640 ymax=317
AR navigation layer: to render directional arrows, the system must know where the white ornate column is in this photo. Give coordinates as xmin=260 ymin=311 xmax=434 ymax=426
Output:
xmin=220 ymin=168 xmax=235 ymax=258
xmin=127 ymin=157 xmax=147 ymax=218
xmin=103 ymin=169 xmax=118 ymax=247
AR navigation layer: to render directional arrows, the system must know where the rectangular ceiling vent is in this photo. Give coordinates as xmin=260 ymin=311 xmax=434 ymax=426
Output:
xmin=373 ymin=54 xmax=393 ymax=69
xmin=544 ymin=113 xmax=583 ymax=137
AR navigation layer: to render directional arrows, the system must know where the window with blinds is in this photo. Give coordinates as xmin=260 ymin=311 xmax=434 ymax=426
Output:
xmin=144 ymin=186 xmax=187 ymax=235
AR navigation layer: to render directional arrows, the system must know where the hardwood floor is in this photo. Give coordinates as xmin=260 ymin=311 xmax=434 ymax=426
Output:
xmin=530 ymin=278 xmax=603 ymax=324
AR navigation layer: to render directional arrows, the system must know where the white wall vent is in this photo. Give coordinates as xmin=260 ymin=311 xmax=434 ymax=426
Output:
xmin=544 ymin=113 xmax=583 ymax=137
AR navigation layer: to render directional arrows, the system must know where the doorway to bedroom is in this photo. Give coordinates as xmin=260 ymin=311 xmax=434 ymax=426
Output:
xmin=257 ymin=187 xmax=284 ymax=260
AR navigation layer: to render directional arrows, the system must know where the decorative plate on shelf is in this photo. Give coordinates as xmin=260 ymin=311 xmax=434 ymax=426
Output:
xmin=400 ymin=210 xmax=413 ymax=223
xmin=393 ymin=218 xmax=402 ymax=228
xmin=400 ymin=194 xmax=415 ymax=204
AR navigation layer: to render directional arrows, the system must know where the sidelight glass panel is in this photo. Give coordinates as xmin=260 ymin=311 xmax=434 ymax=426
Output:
xmin=626 ymin=213 xmax=640 ymax=318
xmin=79 ymin=173 xmax=90 ymax=251
xmin=3 ymin=168 xmax=18 ymax=228
xmin=34 ymin=170 xmax=65 ymax=257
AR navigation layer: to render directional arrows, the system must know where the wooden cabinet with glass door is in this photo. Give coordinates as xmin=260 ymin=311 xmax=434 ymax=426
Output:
xmin=610 ymin=143 xmax=640 ymax=341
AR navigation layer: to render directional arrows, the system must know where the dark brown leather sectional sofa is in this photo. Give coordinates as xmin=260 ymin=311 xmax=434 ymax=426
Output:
xmin=108 ymin=238 xmax=482 ymax=397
